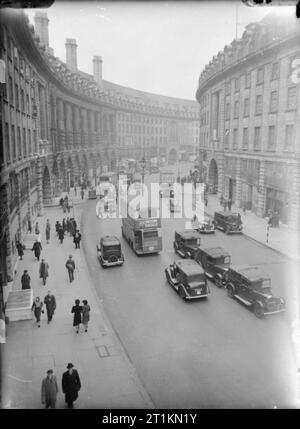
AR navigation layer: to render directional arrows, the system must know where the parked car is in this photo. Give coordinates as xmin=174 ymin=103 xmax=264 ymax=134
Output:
xmin=195 ymin=246 xmax=231 ymax=287
xmin=192 ymin=215 xmax=215 ymax=234
xmin=225 ymin=265 xmax=286 ymax=318
xmin=213 ymin=211 xmax=243 ymax=234
xmin=96 ymin=235 xmax=124 ymax=267
xmin=165 ymin=259 xmax=210 ymax=300
xmin=173 ymin=230 xmax=201 ymax=258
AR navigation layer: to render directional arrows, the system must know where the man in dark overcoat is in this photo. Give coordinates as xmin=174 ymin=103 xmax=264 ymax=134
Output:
xmin=62 ymin=363 xmax=81 ymax=409
xmin=32 ymin=240 xmax=42 ymax=261
xmin=44 ymin=290 xmax=56 ymax=323
xmin=21 ymin=270 xmax=31 ymax=289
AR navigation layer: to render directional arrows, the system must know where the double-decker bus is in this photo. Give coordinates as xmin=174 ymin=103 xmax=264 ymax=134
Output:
xmin=121 ymin=210 xmax=162 ymax=255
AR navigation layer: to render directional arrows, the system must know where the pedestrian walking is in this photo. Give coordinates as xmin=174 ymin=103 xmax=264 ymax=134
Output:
xmin=80 ymin=188 xmax=84 ymax=200
xmin=73 ymin=230 xmax=82 ymax=249
xmin=69 ymin=219 xmax=75 ymax=237
xmin=66 ymin=217 xmax=70 ymax=234
xmin=63 ymin=201 xmax=67 ymax=213
xmin=58 ymin=226 xmax=65 ymax=244
xmin=55 ymin=221 xmax=60 ymax=235
xmin=16 ymin=241 xmax=25 ymax=260
xmin=62 ymin=218 xmax=66 ymax=233
xmin=35 ymin=222 xmax=40 ymax=235
xmin=71 ymin=299 xmax=82 ymax=333
xmin=228 ymin=198 xmax=232 ymax=211
xmin=31 ymin=296 xmax=43 ymax=327
xmin=39 ymin=258 xmax=49 ymax=285
xmin=223 ymin=199 xmax=228 ymax=212
xmin=74 ymin=186 xmax=77 ymax=196
xmin=45 ymin=219 xmax=51 ymax=244
xmin=62 ymin=363 xmax=81 ymax=409
xmin=32 ymin=239 xmax=42 ymax=261
xmin=41 ymin=369 xmax=59 ymax=409
xmin=274 ymin=211 xmax=280 ymax=228
xmin=67 ymin=202 xmax=71 ymax=214
xmin=220 ymin=194 xmax=224 ymax=208
xmin=44 ymin=290 xmax=56 ymax=323
xmin=65 ymin=255 xmax=75 ymax=282
xmin=82 ymin=300 xmax=90 ymax=333
xmin=21 ymin=270 xmax=31 ymax=289
xmin=28 ymin=219 xmax=32 ymax=233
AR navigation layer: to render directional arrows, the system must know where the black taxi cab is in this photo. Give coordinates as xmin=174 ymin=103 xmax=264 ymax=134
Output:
xmin=213 ymin=211 xmax=243 ymax=234
xmin=195 ymin=246 xmax=231 ymax=287
xmin=96 ymin=235 xmax=124 ymax=267
xmin=225 ymin=265 xmax=286 ymax=318
xmin=173 ymin=230 xmax=201 ymax=259
xmin=165 ymin=259 xmax=210 ymax=300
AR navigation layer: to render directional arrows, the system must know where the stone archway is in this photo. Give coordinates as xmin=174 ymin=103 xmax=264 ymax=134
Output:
xmin=42 ymin=165 xmax=52 ymax=204
xmin=168 ymin=148 xmax=177 ymax=165
xmin=208 ymin=158 xmax=218 ymax=194
xmin=52 ymin=159 xmax=60 ymax=197
xmin=59 ymin=158 xmax=67 ymax=191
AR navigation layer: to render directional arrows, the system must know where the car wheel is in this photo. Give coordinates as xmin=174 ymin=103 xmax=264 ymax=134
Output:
xmin=179 ymin=287 xmax=186 ymax=300
xmin=254 ymin=302 xmax=264 ymax=319
xmin=227 ymin=285 xmax=234 ymax=298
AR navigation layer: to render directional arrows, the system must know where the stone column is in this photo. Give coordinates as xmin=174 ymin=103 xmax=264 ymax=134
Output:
xmin=257 ymin=160 xmax=266 ymax=217
xmin=15 ymin=173 xmax=22 ymax=241
xmin=73 ymin=106 xmax=80 ymax=149
xmin=25 ymin=167 xmax=32 ymax=229
xmin=217 ymin=152 xmax=225 ymax=198
xmin=36 ymin=157 xmax=44 ymax=216
xmin=57 ymin=99 xmax=65 ymax=151
xmin=65 ymin=102 xmax=73 ymax=150
xmin=235 ymin=157 xmax=242 ymax=208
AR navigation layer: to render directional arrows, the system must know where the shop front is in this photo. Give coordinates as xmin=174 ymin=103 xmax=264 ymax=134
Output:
xmin=240 ymin=159 xmax=260 ymax=213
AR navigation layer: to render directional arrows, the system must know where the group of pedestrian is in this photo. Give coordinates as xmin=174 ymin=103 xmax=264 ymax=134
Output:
xmin=31 ymin=290 xmax=56 ymax=327
xmin=60 ymin=195 xmax=71 ymax=214
xmin=268 ymin=210 xmax=280 ymax=228
xmin=55 ymin=218 xmax=81 ymax=249
xmin=41 ymin=363 xmax=81 ymax=409
xmin=220 ymin=195 xmax=232 ymax=212
xmin=71 ymin=299 xmax=91 ymax=333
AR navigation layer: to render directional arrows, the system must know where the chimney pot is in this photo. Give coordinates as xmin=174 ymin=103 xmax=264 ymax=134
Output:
xmin=65 ymin=39 xmax=78 ymax=72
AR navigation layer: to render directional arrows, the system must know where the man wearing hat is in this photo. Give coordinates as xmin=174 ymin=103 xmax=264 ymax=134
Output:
xmin=41 ymin=369 xmax=59 ymax=409
xmin=62 ymin=363 xmax=81 ymax=409
xmin=65 ymin=255 xmax=75 ymax=283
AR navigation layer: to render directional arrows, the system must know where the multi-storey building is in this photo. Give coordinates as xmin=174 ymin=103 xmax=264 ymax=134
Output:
xmin=0 ymin=10 xmax=199 ymax=295
xmin=196 ymin=12 xmax=300 ymax=228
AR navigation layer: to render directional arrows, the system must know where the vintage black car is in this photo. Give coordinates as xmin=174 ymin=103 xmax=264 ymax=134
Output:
xmin=192 ymin=215 xmax=215 ymax=234
xmin=225 ymin=265 xmax=286 ymax=318
xmin=195 ymin=246 xmax=231 ymax=287
xmin=213 ymin=211 xmax=243 ymax=234
xmin=165 ymin=259 xmax=210 ymax=300
xmin=96 ymin=235 xmax=124 ymax=267
xmin=173 ymin=230 xmax=201 ymax=258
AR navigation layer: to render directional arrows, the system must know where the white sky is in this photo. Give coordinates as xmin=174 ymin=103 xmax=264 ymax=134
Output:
xmin=27 ymin=1 xmax=295 ymax=100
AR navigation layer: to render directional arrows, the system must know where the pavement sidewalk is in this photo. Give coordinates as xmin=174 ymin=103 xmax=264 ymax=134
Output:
xmin=2 ymin=190 xmax=154 ymax=409
xmin=204 ymin=194 xmax=300 ymax=261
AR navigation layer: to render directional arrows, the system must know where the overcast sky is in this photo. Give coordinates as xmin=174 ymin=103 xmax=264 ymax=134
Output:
xmin=27 ymin=1 xmax=295 ymax=100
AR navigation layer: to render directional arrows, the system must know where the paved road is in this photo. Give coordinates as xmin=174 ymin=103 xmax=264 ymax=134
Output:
xmin=81 ymin=179 xmax=298 ymax=408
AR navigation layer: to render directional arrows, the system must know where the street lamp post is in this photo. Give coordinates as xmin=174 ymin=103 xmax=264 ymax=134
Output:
xmin=141 ymin=156 xmax=146 ymax=197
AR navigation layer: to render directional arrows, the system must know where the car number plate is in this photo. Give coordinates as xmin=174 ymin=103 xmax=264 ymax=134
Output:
xmin=149 ymin=246 xmax=154 ymax=251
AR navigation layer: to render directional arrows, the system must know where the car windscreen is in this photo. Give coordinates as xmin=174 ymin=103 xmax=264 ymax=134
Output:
xmin=223 ymin=256 xmax=231 ymax=264
xmin=187 ymin=274 xmax=205 ymax=285
xmin=253 ymin=279 xmax=271 ymax=289
xmin=184 ymin=238 xmax=200 ymax=246
xmin=226 ymin=216 xmax=240 ymax=223
xmin=103 ymin=244 xmax=121 ymax=252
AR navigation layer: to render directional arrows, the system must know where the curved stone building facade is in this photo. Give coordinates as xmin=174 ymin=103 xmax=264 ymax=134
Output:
xmin=196 ymin=13 xmax=300 ymax=229
xmin=0 ymin=10 xmax=199 ymax=286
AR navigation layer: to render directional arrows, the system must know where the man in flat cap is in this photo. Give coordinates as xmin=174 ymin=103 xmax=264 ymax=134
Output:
xmin=62 ymin=363 xmax=81 ymax=409
xmin=41 ymin=369 xmax=59 ymax=409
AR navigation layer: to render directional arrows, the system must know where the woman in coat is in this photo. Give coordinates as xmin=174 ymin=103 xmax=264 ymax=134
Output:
xmin=58 ymin=226 xmax=65 ymax=244
xmin=39 ymin=259 xmax=49 ymax=285
xmin=21 ymin=270 xmax=31 ymax=289
xmin=16 ymin=241 xmax=24 ymax=260
xmin=82 ymin=300 xmax=90 ymax=333
xmin=45 ymin=220 xmax=51 ymax=244
xmin=71 ymin=299 xmax=82 ymax=333
xmin=31 ymin=240 xmax=42 ymax=261
xmin=31 ymin=296 xmax=43 ymax=327
xmin=62 ymin=363 xmax=81 ymax=409
xmin=35 ymin=222 xmax=40 ymax=235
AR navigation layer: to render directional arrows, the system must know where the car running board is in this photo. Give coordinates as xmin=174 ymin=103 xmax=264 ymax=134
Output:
xmin=234 ymin=295 xmax=251 ymax=306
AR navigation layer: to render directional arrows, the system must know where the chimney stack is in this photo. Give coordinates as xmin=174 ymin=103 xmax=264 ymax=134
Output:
xmin=34 ymin=12 xmax=49 ymax=47
xmin=93 ymin=56 xmax=103 ymax=89
xmin=65 ymin=39 xmax=77 ymax=72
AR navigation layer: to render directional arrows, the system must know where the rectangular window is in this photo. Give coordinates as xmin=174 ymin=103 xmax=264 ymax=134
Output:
xmin=242 ymin=128 xmax=248 ymax=150
xmin=23 ymin=127 xmax=26 ymax=157
xmin=224 ymin=130 xmax=229 ymax=149
xmin=225 ymin=103 xmax=230 ymax=120
xmin=287 ymin=86 xmax=297 ymax=110
xmin=234 ymin=77 xmax=240 ymax=93
xmin=234 ymin=100 xmax=239 ymax=118
xmin=21 ymin=89 xmax=25 ymax=112
xmin=233 ymin=128 xmax=238 ymax=150
xmin=284 ymin=124 xmax=294 ymax=151
xmin=254 ymin=127 xmax=261 ymax=151
xmin=257 ymin=67 xmax=264 ymax=85
xmin=243 ymin=98 xmax=249 ymax=116
xmin=269 ymin=91 xmax=278 ymax=113
xmin=5 ymin=123 xmax=11 ymax=163
xmin=8 ymin=76 xmax=13 ymax=103
xmin=245 ymin=72 xmax=251 ymax=89
xmin=271 ymin=62 xmax=280 ymax=80
xmin=15 ymin=84 xmax=19 ymax=109
xmin=267 ymin=125 xmax=276 ymax=150
xmin=28 ymin=129 xmax=31 ymax=155
xmin=17 ymin=126 xmax=21 ymax=159
xmin=225 ymin=80 xmax=231 ymax=95
xmin=255 ymin=94 xmax=263 ymax=115
xmin=11 ymin=125 xmax=16 ymax=160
